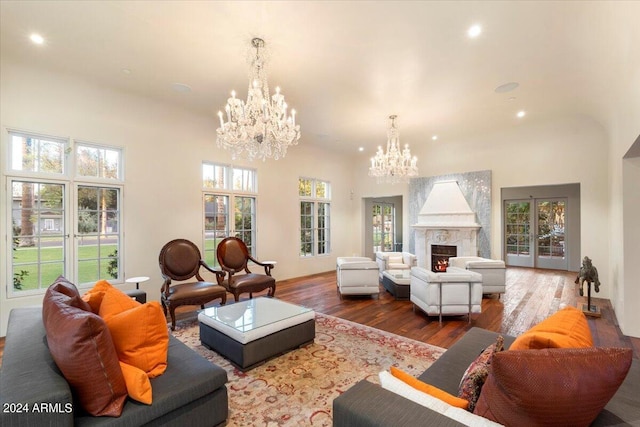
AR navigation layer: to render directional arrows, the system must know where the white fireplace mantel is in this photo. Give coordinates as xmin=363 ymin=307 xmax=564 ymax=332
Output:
xmin=412 ymin=227 xmax=480 ymax=270
xmin=411 ymin=181 xmax=482 ymax=271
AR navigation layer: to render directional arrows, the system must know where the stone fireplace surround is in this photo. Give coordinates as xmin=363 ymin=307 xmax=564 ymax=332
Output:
xmin=412 ymin=180 xmax=482 ymax=271
xmin=409 ymin=171 xmax=491 ymax=268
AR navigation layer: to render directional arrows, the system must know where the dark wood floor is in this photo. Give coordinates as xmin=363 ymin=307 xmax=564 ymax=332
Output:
xmin=271 ymin=267 xmax=639 ymax=357
xmin=1 ymin=267 xmax=638 ymax=365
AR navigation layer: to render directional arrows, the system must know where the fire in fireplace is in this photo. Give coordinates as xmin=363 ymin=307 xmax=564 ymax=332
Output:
xmin=431 ymin=245 xmax=457 ymax=272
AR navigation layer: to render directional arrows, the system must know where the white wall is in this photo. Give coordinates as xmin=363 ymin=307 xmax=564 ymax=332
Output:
xmin=609 ymin=114 xmax=640 ymax=338
xmin=0 ymin=60 xmax=357 ymax=335
xmin=602 ymin=2 xmax=640 ymax=337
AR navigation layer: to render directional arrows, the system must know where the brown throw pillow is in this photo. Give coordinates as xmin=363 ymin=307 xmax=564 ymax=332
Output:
xmin=43 ymin=282 xmax=127 ymax=417
xmin=49 ymin=275 xmax=93 ymax=312
xmin=474 ymin=347 xmax=633 ymax=426
xmin=458 ymin=335 xmax=504 ymax=412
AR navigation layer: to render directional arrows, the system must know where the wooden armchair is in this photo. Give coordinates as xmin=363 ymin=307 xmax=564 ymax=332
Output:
xmin=216 ymin=237 xmax=276 ymax=302
xmin=159 ymin=239 xmax=227 ymax=330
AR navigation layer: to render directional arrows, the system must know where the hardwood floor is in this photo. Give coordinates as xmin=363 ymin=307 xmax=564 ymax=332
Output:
xmin=1 ymin=267 xmax=638 ymax=366
xmin=272 ymin=267 xmax=639 ymax=357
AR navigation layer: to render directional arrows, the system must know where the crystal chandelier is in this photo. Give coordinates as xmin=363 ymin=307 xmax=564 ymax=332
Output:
xmin=216 ymin=38 xmax=301 ymax=161
xmin=368 ymin=115 xmax=418 ymax=184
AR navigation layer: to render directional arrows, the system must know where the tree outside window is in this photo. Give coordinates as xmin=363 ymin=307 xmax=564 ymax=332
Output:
xmin=299 ymin=178 xmax=331 ymax=257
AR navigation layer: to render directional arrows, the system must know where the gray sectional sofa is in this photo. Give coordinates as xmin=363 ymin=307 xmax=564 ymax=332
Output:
xmin=333 ymin=327 xmax=640 ymax=426
xmin=0 ymin=307 xmax=228 ymax=427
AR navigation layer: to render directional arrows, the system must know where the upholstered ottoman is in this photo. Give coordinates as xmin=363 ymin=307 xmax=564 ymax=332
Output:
xmin=199 ymin=297 xmax=315 ymax=370
xmin=448 ymin=256 xmax=506 ymax=295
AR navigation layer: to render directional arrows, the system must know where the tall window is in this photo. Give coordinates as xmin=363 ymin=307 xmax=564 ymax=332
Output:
xmin=6 ymin=130 xmax=123 ymax=295
xmin=203 ymin=163 xmax=257 ymax=265
xmin=76 ymin=185 xmax=121 ymax=284
xmin=11 ymin=180 xmax=66 ymax=292
xmin=299 ymin=178 xmax=331 ymax=257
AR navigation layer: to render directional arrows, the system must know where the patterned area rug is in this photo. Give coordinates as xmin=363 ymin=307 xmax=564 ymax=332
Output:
xmin=171 ymin=313 xmax=445 ymax=426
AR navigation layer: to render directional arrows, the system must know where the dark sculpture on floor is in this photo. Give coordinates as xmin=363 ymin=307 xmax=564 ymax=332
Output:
xmin=575 ymin=256 xmax=600 ymax=296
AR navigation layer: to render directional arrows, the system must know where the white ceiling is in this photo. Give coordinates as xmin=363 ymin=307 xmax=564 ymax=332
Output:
xmin=1 ymin=1 xmax=639 ymax=154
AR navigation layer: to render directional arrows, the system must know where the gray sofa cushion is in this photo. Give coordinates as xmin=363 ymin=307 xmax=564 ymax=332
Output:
xmin=0 ymin=307 xmax=73 ymax=427
xmin=1 ymin=307 xmax=229 ymax=427
xmin=333 ymin=380 xmax=465 ymax=427
xmin=75 ymin=336 xmax=228 ymax=426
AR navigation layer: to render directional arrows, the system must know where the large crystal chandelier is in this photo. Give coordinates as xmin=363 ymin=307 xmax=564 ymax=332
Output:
xmin=216 ymin=38 xmax=301 ymax=161
xmin=368 ymin=115 xmax=418 ymax=184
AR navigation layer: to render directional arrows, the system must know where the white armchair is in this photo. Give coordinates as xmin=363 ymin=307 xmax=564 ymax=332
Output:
xmin=336 ymin=257 xmax=380 ymax=297
xmin=375 ymin=252 xmax=417 ymax=279
xmin=448 ymin=256 xmax=506 ymax=296
xmin=410 ymin=266 xmax=483 ymax=323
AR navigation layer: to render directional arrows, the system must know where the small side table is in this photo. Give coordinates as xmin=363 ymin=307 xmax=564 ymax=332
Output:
xmin=125 ymin=276 xmax=149 ymax=303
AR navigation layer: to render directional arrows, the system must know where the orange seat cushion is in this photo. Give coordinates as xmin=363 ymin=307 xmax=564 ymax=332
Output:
xmin=390 ymin=366 xmax=469 ymax=409
xmin=119 ymin=361 xmax=152 ymax=404
xmin=105 ymin=301 xmax=169 ymax=378
xmin=510 ymin=306 xmax=593 ymax=350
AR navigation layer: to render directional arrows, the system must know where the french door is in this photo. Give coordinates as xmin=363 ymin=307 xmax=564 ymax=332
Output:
xmin=504 ymin=198 xmax=567 ymax=270
xmin=372 ymin=202 xmax=395 ymax=253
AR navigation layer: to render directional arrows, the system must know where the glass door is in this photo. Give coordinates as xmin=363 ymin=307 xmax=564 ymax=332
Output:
xmin=504 ymin=198 xmax=568 ymax=270
xmin=372 ymin=202 xmax=395 ymax=253
xmin=536 ymin=199 xmax=567 ymax=270
xmin=505 ymin=200 xmax=533 ymax=267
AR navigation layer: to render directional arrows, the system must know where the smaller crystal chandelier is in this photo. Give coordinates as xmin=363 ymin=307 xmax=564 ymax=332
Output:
xmin=216 ymin=38 xmax=301 ymax=161
xmin=368 ymin=115 xmax=418 ymax=184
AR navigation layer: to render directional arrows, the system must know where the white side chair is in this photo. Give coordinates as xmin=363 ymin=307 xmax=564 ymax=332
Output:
xmin=448 ymin=256 xmax=506 ymax=296
xmin=410 ymin=266 xmax=483 ymax=323
xmin=375 ymin=252 xmax=417 ymax=280
xmin=336 ymin=257 xmax=380 ymax=297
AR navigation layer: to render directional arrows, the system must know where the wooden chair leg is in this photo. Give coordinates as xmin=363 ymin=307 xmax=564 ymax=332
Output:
xmin=169 ymin=307 xmax=177 ymax=331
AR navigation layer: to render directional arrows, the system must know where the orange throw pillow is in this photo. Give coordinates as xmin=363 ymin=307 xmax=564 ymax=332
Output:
xmin=106 ymin=302 xmax=169 ymax=378
xmin=82 ymin=279 xmax=116 ymax=313
xmin=510 ymin=306 xmax=593 ymax=350
xmin=119 ymin=361 xmax=152 ymax=404
xmin=99 ymin=285 xmax=141 ymax=321
xmin=390 ymin=366 xmax=469 ymax=409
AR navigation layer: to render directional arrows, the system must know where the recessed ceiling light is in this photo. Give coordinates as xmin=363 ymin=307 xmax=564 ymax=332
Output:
xmin=358 ymin=147 xmax=364 ymax=152
xmin=432 ymin=135 xmax=438 ymax=141
xmin=495 ymin=82 xmax=519 ymax=93
xmin=467 ymin=25 xmax=482 ymax=38
xmin=30 ymin=33 xmax=44 ymax=45
xmin=171 ymin=83 xmax=192 ymax=93
xmin=517 ymin=110 xmax=526 ymax=118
